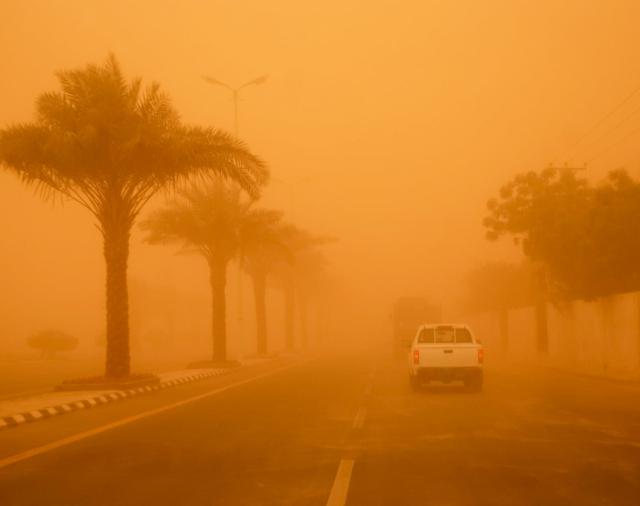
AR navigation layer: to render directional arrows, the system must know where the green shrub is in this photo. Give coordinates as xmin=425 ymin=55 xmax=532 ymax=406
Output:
xmin=27 ymin=330 xmax=78 ymax=358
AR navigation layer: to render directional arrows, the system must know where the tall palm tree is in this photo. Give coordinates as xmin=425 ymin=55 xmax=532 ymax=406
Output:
xmin=0 ymin=55 xmax=267 ymax=379
xmin=239 ymin=213 xmax=290 ymax=356
xmin=270 ymin=226 xmax=332 ymax=350
xmin=293 ymin=248 xmax=330 ymax=349
xmin=141 ymin=181 xmax=267 ymax=363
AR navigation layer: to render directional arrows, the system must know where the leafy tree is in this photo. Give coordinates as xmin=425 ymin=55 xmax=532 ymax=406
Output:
xmin=141 ymin=181 xmax=270 ymax=362
xmin=27 ymin=330 xmax=78 ymax=359
xmin=463 ymin=261 xmax=537 ymax=352
xmin=586 ymin=169 xmax=640 ymax=297
xmin=463 ymin=261 xmax=536 ymax=314
xmin=0 ymin=56 xmax=266 ymax=378
xmin=484 ymin=167 xmax=591 ymax=300
xmin=484 ymin=167 xmax=640 ymax=300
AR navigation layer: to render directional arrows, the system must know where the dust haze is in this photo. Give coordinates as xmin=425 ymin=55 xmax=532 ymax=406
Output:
xmin=1 ymin=2 xmax=640 ymax=505
xmin=0 ymin=1 xmax=636 ymax=359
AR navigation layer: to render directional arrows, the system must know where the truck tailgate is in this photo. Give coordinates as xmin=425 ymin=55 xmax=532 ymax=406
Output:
xmin=416 ymin=344 xmax=479 ymax=368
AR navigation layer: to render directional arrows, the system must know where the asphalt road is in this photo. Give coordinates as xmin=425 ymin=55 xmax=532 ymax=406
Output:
xmin=0 ymin=353 xmax=639 ymax=505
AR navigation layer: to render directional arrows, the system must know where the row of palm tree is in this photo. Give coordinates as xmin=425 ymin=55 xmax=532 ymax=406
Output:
xmin=0 ymin=55 xmax=330 ymax=379
xmin=140 ymin=181 xmax=328 ymax=363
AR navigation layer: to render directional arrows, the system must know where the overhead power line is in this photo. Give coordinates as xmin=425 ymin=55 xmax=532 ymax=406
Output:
xmin=564 ymin=83 xmax=640 ymax=162
xmin=587 ymin=124 xmax=640 ymax=164
xmin=578 ymin=104 xmax=640 ymax=162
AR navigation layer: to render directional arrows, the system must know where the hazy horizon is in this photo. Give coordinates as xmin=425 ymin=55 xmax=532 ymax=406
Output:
xmin=2 ymin=0 xmax=640 ymax=357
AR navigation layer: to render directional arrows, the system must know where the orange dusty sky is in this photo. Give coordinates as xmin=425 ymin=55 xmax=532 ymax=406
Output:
xmin=2 ymin=1 xmax=640 ymax=353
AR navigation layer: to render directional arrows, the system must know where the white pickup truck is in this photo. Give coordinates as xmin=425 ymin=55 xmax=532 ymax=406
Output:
xmin=408 ymin=324 xmax=483 ymax=391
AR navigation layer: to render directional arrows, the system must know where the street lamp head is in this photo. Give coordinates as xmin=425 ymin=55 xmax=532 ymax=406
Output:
xmin=201 ymin=73 xmax=268 ymax=136
xmin=202 ymin=75 xmax=232 ymax=90
xmin=240 ymin=74 xmax=269 ymax=89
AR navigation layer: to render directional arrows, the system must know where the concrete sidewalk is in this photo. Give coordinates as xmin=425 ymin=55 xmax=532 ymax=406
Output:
xmin=0 ymin=368 xmax=229 ymax=431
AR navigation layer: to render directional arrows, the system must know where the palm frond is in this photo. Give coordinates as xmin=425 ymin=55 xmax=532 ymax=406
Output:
xmin=0 ymin=54 xmax=269 ymax=236
xmin=140 ymin=179 xmax=256 ymax=263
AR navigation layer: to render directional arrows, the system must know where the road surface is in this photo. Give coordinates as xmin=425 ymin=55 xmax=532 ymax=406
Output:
xmin=1 ymin=354 xmax=639 ymax=505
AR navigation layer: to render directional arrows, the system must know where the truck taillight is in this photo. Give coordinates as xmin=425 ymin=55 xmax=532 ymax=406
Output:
xmin=478 ymin=348 xmax=484 ymax=364
xmin=413 ymin=349 xmax=420 ymax=364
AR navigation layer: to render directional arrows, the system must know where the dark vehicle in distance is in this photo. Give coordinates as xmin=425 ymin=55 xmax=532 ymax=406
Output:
xmin=391 ymin=297 xmax=441 ymax=356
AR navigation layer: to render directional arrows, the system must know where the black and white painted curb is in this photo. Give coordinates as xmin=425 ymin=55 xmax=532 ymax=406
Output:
xmin=0 ymin=369 xmax=228 ymax=431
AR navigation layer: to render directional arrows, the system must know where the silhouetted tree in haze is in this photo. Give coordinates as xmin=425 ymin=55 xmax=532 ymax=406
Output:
xmin=270 ymin=226 xmax=333 ymax=350
xmin=141 ymin=181 xmax=273 ymax=362
xmin=463 ymin=261 xmax=536 ymax=352
xmin=239 ymin=211 xmax=291 ymax=356
xmin=0 ymin=55 xmax=267 ymax=378
xmin=293 ymin=248 xmax=330 ymax=349
xmin=463 ymin=261 xmax=536 ymax=314
xmin=27 ymin=330 xmax=78 ymax=359
xmin=587 ymin=170 xmax=640 ymax=295
xmin=484 ymin=167 xmax=640 ymax=301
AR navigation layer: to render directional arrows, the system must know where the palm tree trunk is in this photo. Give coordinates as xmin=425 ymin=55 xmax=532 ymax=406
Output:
xmin=210 ymin=257 xmax=228 ymax=361
xmin=499 ymin=308 xmax=509 ymax=354
xmin=534 ymin=268 xmax=549 ymax=354
xmin=103 ymin=222 xmax=131 ymax=379
xmin=299 ymin=295 xmax=309 ymax=349
xmin=252 ymin=271 xmax=268 ymax=356
xmin=284 ymin=283 xmax=295 ymax=350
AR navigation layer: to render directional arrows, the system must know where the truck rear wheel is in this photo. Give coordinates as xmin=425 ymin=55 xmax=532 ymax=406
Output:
xmin=464 ymin=372 xmax=483 ymax=392
xmin=409 ymin=374 xmax=420 ymax=392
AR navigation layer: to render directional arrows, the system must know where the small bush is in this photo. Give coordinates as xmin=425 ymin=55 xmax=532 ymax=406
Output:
xmin=27 ymin=330 xmax=78 ymax=359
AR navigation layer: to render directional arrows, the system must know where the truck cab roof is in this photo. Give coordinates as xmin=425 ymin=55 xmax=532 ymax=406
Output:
xmin=418 ymin=323 xmax=469 ymax=330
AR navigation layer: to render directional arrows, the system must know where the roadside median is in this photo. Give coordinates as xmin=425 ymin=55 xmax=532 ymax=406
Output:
xmin=0 ymin=360 xmax=274 ymax=431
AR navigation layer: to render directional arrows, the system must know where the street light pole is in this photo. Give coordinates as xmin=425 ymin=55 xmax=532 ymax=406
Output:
xmin=202 ymin=74 xmax=268 ymax=137
xmin=233 ymin=89 xmax=239 ymax=137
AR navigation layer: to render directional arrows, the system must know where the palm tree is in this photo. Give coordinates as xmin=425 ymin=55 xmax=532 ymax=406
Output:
xmin=270 ymin=226 xmax=332 ymax=350
xmin=293 ymin=248 xmax=330 ymax=349
xmin=141 ymin=181 xmax=268 ymax=363
xmin=0 ymin=55 xmax=267 ymax=379
xmin=239 ymin=213 xmax=290 ymax=356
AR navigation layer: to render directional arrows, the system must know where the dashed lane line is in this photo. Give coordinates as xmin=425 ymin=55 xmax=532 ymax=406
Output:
xmin=352 ymin=406 xmax=367 ymax=430
xmin=325 ymin=365 xmax=376 ymax=506
xmin=326 ymin=459 xmax=355 ymax=506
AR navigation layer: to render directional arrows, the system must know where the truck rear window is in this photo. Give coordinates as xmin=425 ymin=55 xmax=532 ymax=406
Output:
xmin=418 ymin=328 xmax=434 ymax=343
xmin=418 ymin=326 xmax=473 ymax=344
xmin=435 ymin=326 xmax=455 ymax=343
xmin=455 ymin=328 xmax=473 ymax=343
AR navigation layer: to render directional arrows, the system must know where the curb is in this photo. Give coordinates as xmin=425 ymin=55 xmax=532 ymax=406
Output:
xmin=0 ymin=369 xmax=228 ymax=431
xmin=522 ymin=363 xmax=640 ymax=384
xmin=544 ymin=366 xmax=640 ymax=385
